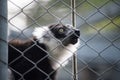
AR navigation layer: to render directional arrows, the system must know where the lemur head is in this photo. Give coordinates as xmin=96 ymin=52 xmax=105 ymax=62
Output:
xmin=33 ymin=24 xmax=80 ymax=69
xmin=33 ymin=24 xmax=80 ymax=47
xmin=49 ymin=24 xmax=80 ymax=45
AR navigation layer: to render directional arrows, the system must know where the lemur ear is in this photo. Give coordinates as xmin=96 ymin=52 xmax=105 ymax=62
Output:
xmin=32 ymin=26 xmax=49 ymax=39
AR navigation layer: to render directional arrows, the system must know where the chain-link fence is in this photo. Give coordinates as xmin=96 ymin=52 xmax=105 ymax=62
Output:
xmin=8 ymin=0 xmax=120 ymax=80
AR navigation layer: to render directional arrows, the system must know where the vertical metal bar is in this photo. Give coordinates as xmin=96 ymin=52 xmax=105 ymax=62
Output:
xmin=71 ymin=0 xmax=78 ymax=80
xmin=0 ymin=0 xmax=8 ymax=80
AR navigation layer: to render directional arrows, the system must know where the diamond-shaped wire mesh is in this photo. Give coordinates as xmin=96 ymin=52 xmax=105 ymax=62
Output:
xmin=8 ymin=0 xmax=120 ymax=80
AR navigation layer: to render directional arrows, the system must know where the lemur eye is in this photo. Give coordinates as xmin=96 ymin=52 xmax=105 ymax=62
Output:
xmin=58 ymin=28 xmax=64 ymax=34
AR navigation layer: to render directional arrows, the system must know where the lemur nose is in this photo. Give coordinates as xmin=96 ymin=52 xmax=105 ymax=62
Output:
xmin=75 ymin=30 xmax=80 ymax=37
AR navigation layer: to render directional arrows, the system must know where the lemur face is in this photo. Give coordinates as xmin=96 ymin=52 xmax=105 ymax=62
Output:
xmin=49 ymin=24 xmax=80 ymax=46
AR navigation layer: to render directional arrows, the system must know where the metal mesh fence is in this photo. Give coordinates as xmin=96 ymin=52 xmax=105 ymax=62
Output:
xmin=8 ymin=0 xmax=120 ymax=80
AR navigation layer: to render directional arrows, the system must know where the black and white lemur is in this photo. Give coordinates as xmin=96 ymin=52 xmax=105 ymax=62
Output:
xmin=8 ymin=24 xmax=80 ymax=80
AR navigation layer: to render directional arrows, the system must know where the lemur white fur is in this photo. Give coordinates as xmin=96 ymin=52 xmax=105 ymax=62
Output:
xmin=32 ymin=26 xmax=80 ymax=69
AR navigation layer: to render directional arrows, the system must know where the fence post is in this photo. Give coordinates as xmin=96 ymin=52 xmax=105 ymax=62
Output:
xmin=0 ymin=0 xmax=8 ymax=80
xmin=71 ymin=0 xmax=78 ymax=80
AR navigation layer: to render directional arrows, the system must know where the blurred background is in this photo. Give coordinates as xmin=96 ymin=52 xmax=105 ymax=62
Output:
xmin=8 ymin=0 xmax=120 ymax=80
